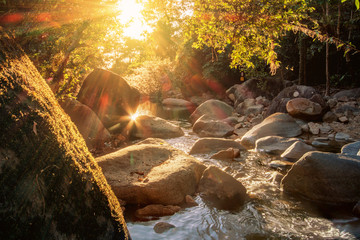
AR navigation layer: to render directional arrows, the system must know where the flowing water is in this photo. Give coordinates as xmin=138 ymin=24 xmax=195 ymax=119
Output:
xmin=126 ymin=120 xmax=360 ymax=240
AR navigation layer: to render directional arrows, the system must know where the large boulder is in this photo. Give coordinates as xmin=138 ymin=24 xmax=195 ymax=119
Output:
xmin=286 ymin=98 xmax=323 ymax=121
xmin=131 ymin=115 xmax=184 ymax=139
xmin=61 ymin=98 xmax=111 ymax=149
xmin=281 ymin=151 xmax=360 ymax=204
xmin=189 ymin=138 xmax=246 ymax=154
xmin=240 ymin=113 xmax=302 ymax=149
xmin=0 ymin=29 xmax=129 ymax=239
xmin=198 ymin=166 xmax=248 ymax=209
xmin=226 ymin=78 xmax=284 ymax=108
xmin=341 ymin=141 xmax=360 ymax=156
xmin=77 ymin=68 xmax=140 ymax=127
xmin=333 ymin=88 xmax=360 ymax=100
xmin=281 ymin=141 xmax=317 ymax=161
xmin=255 ymin=136 xmax=301 ymax=155
xmin=192 ymin=116 xmax=234 ymax=138
xmin=189 ymin=99 xmax=233 ymax=124
xmin=96 ymin=138 xmax=206 ymax=206
xmin=266 ymin=85 xmax=326 ymax=117
xmin=161 ymin=98 xmax=197 ymax=120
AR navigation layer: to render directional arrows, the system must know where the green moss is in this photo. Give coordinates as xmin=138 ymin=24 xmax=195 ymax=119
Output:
xmin=0 ymin=28 xmax=130 ymax=239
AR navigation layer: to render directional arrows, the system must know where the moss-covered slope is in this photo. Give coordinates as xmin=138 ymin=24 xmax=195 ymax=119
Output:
xmin=0 ymin=28 xmax=130 ymax=239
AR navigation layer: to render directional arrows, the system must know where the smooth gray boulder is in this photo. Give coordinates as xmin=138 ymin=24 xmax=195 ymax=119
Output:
xmin=193 ymin=115 xmax=234 ymax=138
xmin=255 ymin=136 xmax=301 ymax=155
xmin=189 ymin=99 xmax=233 ymax=123
xmin=240 ymin=113 xmax=302 ymax=149
xmin=281 ymin=141 xmax=317 ymax=161
xmin=189 ymin=138 xmax=246 ymax=154
xmin=281 ymin=151 xmax=360 ymax=204
xmin=341 ymin=141 xmax=360 ymax=156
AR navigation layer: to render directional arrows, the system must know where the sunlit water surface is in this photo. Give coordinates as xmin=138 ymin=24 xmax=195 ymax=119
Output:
xmin=127 ymin=124 xmax=360 ymax=240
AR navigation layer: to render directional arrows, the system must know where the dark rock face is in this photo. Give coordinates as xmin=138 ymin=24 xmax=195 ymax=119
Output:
xmin=281 ymin=151 xmax=360 ymax=204
xmin=77 ymin=68 xmax=140 ymax=127
xmin=61 ymin=98 xmax=111 ymax=149
xmin=226 ymin=78 xmax=284 ymax=108
xmin=265 ymin=85 xmax=326 ymax=117
xmin=0 ymin=30 xmax=129 ymax=239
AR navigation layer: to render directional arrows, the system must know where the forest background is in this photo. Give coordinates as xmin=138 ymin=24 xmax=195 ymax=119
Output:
xmin=1 ymin=0 xmax=359 ymax=100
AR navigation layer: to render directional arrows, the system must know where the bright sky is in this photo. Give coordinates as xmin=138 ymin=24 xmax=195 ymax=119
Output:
xmin=116 ymin=0 xmax=152 ymax=39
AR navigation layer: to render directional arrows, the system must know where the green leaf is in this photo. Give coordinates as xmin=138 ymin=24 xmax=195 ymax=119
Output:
xmin=356 ymin=0 xmax=360 ymax=9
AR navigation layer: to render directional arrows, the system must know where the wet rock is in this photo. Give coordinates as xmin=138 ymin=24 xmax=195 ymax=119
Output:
xmin=281 ymin=141 xmax=317 ymax=161
xmin=185 ymin=195 xmax=198 ymax=207
xmin=255 ymin=136 xmax=300 ymax=155
xmin=97 ymin=138 xmax=206 ymax=205
xmin=341 ymin=141 xmax=360 ymax=156
xmin=131 ymin=115 xmax=184 ymax=139
xmin=211 ymin=148 xmax=240 ymax=160
xmin=198 ymin=166 xmax=248 ymax=209
xmin=286 ymin=98 xmax=323 ymax=121
xmin=240 ymin=113 xmax=302 ymax=149
xmin=154 ymin=222 xmax=176 ymax=234
xmin=189 ymin=99 xmax=233 ymax=124
xmin=61 ymin=98 xmax=111 ymax=149
xmin=281 ymin=151 xmax=360 ymax=204
xmin=135 ymin=204 xmax=181 ymax=219
xmin=335 ymin=132 xmax=350 ymax=141
xmin=77 ymin=68 xmax=140 ymax=127
xmin=269 ymin=160 xmax=294 ymax=171
xmin=189 ymin=138 xmax=246 ymax=154
xmin=193 ymin=115 xmax=234 ymax=138
xmin=322 ymin=111 xmax=338 ymax=123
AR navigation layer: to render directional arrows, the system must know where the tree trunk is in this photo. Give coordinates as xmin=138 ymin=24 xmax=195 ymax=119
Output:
xmin=0 ymin=27 xmax=130 ymax=240
xmin=50 ymin=21 xmax=90 ymax=94
xmin=299 ymin=33 xmax=307 ymax=85
xmin=325 ymin=1 xmax=330 ymax=96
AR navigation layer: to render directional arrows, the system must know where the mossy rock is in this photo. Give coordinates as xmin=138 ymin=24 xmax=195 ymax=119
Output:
xmin=0 ymin=28 xmax=130 ymax=239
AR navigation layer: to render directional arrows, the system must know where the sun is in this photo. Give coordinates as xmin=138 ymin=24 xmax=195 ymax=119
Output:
xmin=115 ymin=0 xmax=151 ymax=39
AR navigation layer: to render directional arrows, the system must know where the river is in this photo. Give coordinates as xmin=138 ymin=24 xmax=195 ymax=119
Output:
xmin=125 ymin=116 xmax=360 ymax=239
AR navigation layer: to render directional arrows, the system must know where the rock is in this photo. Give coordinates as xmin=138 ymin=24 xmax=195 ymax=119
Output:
xmin=269 ymin=160 xmax=294 ymax=171
xmin=281 ymin=141 xmax=317 ymax=161
xmin=198 ymin=166 xmax=248 ymax=209
xmin=192 ymin=116 xmax=234 ymax=138
xmin=162 ymin=98 xmax=195 ymax=108
xmin=333 ymin=88 xmax=360 ymax=100
xmin=281 ymin=151 xmax=360 ymax=204
xmin=319 ymin=123 xmax=332 ymax=134
xmin=335 ymin=132 xmax=350 ymax=141
xmin=135 ymin=204 xmax=181 ymax=219
xmin=327 ymin=98 xmax=338 ymax=109
xmin=61 ymin=98 xmax=111 ymax=149
xmin=322 ymin=111 xmax=338 ymax=123
xmin=266 ymin=85 xmax=324 ymax=117
xmin=240 ymin=113 xmax=302 ymax=149
xmin=255 ymin=136 xmax=300 ymax=155
xmin=338 ymin=116 xmax=349 ymax=123
xmin=189 ymin=138 xmax=246 ymax=154
xmin=341 ymin=141 xmax=360 ymax=156
xmin=211 ymin=148 xmax=240 ymax=160
xmin=286 ymin=98 xmax=323 ymax=121
xmin=154 ymin=222 xmax=176 ymax=234
xmin=335 ymin=104 xmax=360 ymax=116
xmin=256 ymin=96 xmax=271 ymax=107
xmin=131 ymin=115 xmax=184 ymax=139
xmin=226 ymin=78 xmax=284 ymax=108
xmin=77 ymin=68 xmax=140 ymax=127
xmin=97 ymin=138 xmax=206 ymax=205
xmin=223 ymin=116 xmax=239 ymax=127
xmin=189 ymin=99 xmax=233 ymax=124
xmin=245 ymin=105 xmax=264 ymax=116
xmin=0 ymin=29 xmax=129 ymax=239
xmin=233 ymin=128 xmax=249 ymax=138
xmin=308 ymin=122 xmax=320 ymax=135
xmin=185 ymin=195 xmax=198 ymax=207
